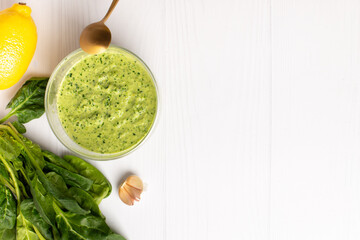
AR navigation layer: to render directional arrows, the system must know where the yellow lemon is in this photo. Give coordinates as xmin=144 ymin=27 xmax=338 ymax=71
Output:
xmin=0 ymin=3 xmax=37 ymax=90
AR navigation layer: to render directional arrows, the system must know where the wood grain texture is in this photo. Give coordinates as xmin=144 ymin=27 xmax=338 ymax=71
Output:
xmin=271 ymin=0 xmax=360 ymax=239
xmin=163 ymin=1 xmax=271 ymax=239
xmin=1 ymin=0 xmax=360 ymax=239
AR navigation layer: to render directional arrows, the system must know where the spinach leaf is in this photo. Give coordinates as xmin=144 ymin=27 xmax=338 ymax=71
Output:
xmin=0 ymin=154 xmax=22 ymax=202
xmin=63 ymin=155 xmax=112 ymax=204
xmin=53 ymin=203 xmax=113 ymax=240
xmin=45 ymin=172 xmax=68 ymax=193
xmin=20 ymin=199 xmax=53 ymax=240
xmin=2 ymin=124 xmax=45 ymax=172
xmin=19 ymin=134 xmax=45 ymax=170
xmin=18 ymin=177 xmax=30 ymax=199
xmin=29 ymin=175 xmax=56 ymax=226
xmin=0 ymin=162 xmax=17 ymax=196
xmin=0 ymin=185 xmax=16 ymax=230
xmin=0 ymin=162 xmax=16 ymax=196
xmin=0 ymin=130 xmax=23 ymax=161
xmin=33 ymin=226 xmax=47 ymax=240
xmin=68 ymin=187 xmax=102 ymax=217
xmin=42 ymin=151 xmax=76 ymax=173
xmin=16 ymin=211 xmax=39 ymax=240
xmin=19 ymin=180 xmax=31 ymax=200
xmin=37 ymin=171 xmax=89 ymax=215
xmin=0 ymin=162 xmax=9 ymax=180
xmin=12 ymin=120 xmax=26 ymax=134
xmin=45 ymin=162 xmax=93 ymax=191
xmin=52 ymin=227 xmax=61 ymax=240
xmin=0 ymin=227 xmax=16 ymax=240
xmin=0 ymin=77 xmax=49 ymax=124
xmin=0 ymin=175 xmax=15 ymax=196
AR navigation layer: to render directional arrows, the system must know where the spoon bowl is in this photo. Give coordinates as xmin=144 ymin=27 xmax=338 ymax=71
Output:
xmin=79 ymin=0 xmax=119 ymax=54
xmin=80 ymin=22 xmax=111 ymax=54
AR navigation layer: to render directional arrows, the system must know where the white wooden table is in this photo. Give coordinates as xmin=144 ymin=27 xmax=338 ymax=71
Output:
xmin=1 ymin=0 xmax=360 ymax=239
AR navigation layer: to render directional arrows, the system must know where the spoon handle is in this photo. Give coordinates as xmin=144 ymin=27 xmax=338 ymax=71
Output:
xmin=101 ymin=0 xmax=120 ymax=23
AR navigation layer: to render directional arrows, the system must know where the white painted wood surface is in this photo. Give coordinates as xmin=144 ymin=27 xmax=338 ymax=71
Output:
xmin=0 ymin=0 xmax=360 ymax=239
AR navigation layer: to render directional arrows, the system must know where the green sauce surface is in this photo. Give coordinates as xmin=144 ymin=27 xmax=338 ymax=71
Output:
xmin=57 ymin=50 xmax=157 ymax=154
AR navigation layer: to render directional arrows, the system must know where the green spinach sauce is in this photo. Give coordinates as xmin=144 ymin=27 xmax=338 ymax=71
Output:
xmin=57 ymin=50 xmax=157 ymax=154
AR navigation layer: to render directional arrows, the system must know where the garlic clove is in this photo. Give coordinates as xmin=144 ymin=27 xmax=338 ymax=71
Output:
xmin=119 ymin=186 xmax=134 ymax=206
xmin=125 ymin=175 xmax=143 ymax=190
xmin=119 ymin=175 xmax=144 ymax=206
xmin=123 ymin=183 xmax=142 ymax=201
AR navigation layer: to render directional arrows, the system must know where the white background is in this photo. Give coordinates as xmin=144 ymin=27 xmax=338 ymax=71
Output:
xmin=1 ymin=0 xmax=360 ymax=239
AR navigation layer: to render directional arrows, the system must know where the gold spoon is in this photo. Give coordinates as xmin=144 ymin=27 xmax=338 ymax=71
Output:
xmin=80 ymin=0 xmax=120 ymax=54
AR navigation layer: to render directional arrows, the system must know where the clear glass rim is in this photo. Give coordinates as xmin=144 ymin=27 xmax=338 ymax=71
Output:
xmin=45 ymin=45 xmax=160 ymax=161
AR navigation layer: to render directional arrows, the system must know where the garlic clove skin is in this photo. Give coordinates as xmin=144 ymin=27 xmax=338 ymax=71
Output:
xmin=119 ymin=175 xmax=144 ymax=206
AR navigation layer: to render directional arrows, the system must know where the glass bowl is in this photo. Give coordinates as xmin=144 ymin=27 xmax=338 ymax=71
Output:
xmin=45 ymin=45 xmax=159 ymax=160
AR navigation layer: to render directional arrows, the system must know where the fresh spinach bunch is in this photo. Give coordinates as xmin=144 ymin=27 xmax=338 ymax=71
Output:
xmin=0 ymin=124 xmax=125 ymax=240
xmin=0 ymin=78 xmax=125 ymax=239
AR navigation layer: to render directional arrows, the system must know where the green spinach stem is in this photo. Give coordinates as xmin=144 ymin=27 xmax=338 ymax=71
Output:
xmin=0 ymin=154 xmax=21 ymax=203
xmin=0 ymin=174 xmax=16 ymax=196
xmin=0 ymin=111 xmax=14 ymax=124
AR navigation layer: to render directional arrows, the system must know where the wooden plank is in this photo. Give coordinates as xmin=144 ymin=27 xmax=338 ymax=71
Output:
xmin=163 ymin=0 xmax=271 ymax=239
xmin=271 ymin=0 xmax=360 ymax=239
